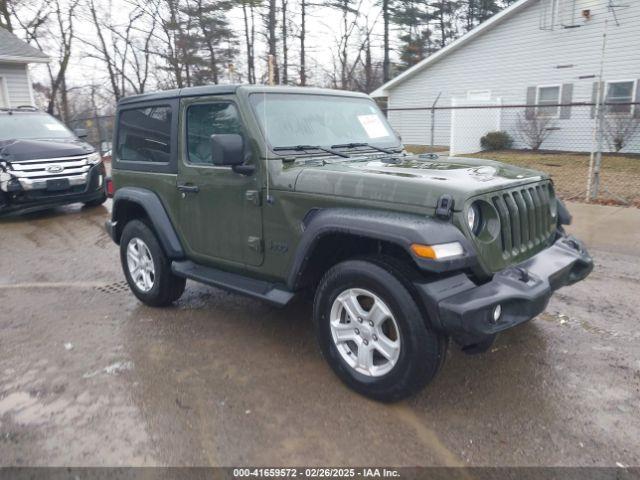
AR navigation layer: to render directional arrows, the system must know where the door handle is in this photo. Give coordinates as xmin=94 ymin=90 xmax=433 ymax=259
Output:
xmin=177 ymin=183 xmax=199 ymax=193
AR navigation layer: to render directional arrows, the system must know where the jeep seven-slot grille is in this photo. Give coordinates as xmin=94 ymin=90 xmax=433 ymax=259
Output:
xmin=491 ymin=183 xmax=555 ymax=257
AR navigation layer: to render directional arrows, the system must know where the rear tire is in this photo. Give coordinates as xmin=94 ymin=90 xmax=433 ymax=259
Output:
xmin=313 ymin=258 xmax=446 ymax=402
xmin=120 ymin=220 xmax=186 ymax=307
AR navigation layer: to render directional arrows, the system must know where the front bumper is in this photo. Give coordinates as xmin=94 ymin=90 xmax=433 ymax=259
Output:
xmin=0 ymin=163 xmax=106 ymax=215
xmin=415 ymin=234 xmax=593 ymax=346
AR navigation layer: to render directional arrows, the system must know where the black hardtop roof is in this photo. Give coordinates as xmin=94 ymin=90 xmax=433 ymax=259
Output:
xmin=117 ymin=84 xmax=370 ymax=106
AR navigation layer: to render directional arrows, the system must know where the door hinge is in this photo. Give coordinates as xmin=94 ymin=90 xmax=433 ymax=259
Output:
xmin=245 ymin=190 xmax=261 ymax=206
xmin=247 ymin=236 xmax=263 ymax=253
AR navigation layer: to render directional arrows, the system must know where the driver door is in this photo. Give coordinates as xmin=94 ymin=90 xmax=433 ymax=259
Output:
xmin=177 ymin=97 xmax=263 ymax=267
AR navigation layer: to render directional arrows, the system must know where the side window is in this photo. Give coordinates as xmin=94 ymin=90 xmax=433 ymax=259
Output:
xmin=186 ymin=103 xmax=242 ymax=165
xmin=117 ymin=106 xmax=172 ymax=163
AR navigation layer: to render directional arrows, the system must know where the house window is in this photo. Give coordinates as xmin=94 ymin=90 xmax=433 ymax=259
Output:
xmin=536 ymin=86 xmax=560 ymax=116
xmin=0 ymin=78 xmax=7 ymax=108
xmin=605 ymin=81 xmax=635 ymax=115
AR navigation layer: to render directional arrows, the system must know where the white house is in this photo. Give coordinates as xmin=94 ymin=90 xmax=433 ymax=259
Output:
xmin=0 ymin=27 xmax=49 ymax=108
xmin=371 ymin=0 xmax=640 ymax=154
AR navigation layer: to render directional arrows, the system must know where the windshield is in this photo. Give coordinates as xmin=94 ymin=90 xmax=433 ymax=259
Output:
xmin=0 ymin=112 xmax=75 ymax=141
xmin=249 ymin=93 xmax=399 ymax=150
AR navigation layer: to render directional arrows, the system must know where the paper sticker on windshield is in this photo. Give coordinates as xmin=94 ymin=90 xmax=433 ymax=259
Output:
xmin=45 ymin=123 xmax=67 ymax=131
xmin=358 ymin=114 xmax=389 ymax=139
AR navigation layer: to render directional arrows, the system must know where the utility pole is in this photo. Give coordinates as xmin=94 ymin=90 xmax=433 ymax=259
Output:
xmin=268 ymin=54 xmax=276 ymax=86
xmin=586 ymin=18 xmax=608 ymax=202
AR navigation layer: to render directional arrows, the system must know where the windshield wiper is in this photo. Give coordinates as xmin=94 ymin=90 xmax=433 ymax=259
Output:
xmin=331 ymin=142 xmax=398 ymax=154
xmin=272 ymin=144 xmax=350 ymax=158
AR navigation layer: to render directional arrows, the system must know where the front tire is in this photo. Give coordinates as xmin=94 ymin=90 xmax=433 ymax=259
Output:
xmin=120 ymin=220 xmax=186 ymax=307
xmin=313 ymin=259 xmax=446 ymax=402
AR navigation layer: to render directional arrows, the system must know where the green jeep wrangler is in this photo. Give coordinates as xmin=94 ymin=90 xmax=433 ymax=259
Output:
xmin=106 ymin=85 xmax=593 ymax=401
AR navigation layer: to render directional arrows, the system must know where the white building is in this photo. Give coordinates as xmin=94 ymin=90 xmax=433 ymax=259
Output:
xmin=371 ymin=0 xmax=640 ymax=154
xmin=0 ymin=27 xmax=49 ymax=108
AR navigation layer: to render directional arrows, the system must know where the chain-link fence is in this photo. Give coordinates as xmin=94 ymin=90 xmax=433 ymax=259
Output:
xmin=67 ymin=115 xmax=115 ymax=155
xmin=388 ymin=102 xmax=640 ymax=207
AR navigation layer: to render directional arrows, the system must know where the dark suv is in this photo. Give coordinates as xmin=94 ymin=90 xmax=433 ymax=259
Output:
xmin=106 ymin=85 xmax=593 ymax=401
xmin=0 ymin=107 xmax=107 ymax=215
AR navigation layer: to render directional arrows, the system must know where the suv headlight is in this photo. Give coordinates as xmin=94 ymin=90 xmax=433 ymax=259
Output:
xmin=87 ymin=152 xmax=102 ymax=165
xmin=467 ymin=203 xmax=481 ymax=235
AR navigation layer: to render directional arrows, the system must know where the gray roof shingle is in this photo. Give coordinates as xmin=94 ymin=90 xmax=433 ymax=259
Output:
xmin=0 ymin=27 xmax=49 ymax=62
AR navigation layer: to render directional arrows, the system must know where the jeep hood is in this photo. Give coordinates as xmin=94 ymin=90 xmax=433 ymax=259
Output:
xmin=0 ymin=138 xmax=94 ymax=163
xmin=293 ymin=155 xmax=548 ymax=211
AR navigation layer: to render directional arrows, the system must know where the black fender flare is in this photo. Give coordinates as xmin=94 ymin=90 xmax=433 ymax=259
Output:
xmin=110 ymin=187 xmax=185 ymax=259
xmin=557 ymin=198 xmax=572 ymax=226
xmin=286 ymin=208 xmax=477 ymax=290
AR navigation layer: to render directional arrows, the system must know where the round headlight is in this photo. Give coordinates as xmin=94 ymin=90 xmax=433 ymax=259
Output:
xmin=467 ymin=203 xmax=481 ymax=235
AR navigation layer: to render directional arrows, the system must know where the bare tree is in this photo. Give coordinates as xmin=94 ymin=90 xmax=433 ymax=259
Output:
xmin=605 ymin=116 xmax=640 ymax=153
xmin=85 ymin=0 xmax=125 ymax=100
xmin=240 ymin=0 xmax=260 ymax=83
xmin=281 ymin=0 xmax=288 ymax=84
xmin=515 ymin=112 xmax=556 ymax=150
xmin=325 ymin=0 xmax=361 ymax=89
xmin=17 ymin=0 xmax=79 ymax=120
xmin=265 ymin=0 xmax=279 ymax=83
xmin=0 ymin=0 xmax=12 ymax=31
xmin=83 ymin=1 xmax=157 ymax=99
xmin=298 ymin=0 xmax=306 ymax=85
xmin=381 ymin=0 xmax=390 ymax=82
xmin=6 ymin=1 xmax=49 ymax=45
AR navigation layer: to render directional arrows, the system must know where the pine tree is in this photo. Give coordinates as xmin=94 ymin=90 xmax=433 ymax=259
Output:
xmin=391 ymin=0 xmax=433 ymax=71
xmin=181 ymin=0 xmax=237 ymax=85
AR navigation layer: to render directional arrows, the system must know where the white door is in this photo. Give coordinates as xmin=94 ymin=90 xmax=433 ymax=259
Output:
xmin=450 ymin=96 xmax=502 ymax=155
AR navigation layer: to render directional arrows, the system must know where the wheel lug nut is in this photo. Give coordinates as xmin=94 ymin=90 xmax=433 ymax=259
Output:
xmin=369 ymin=320 xmax=374 ymax=327
xmin=358 ymin=317 xmax=363 ymax=323
xmin=355 ymin=328 xmax=360 ymax=335
xmin=372 ymin=334 xmax=378 ymax=341
xmin=363 ymin=339 xmax=369 ymax=346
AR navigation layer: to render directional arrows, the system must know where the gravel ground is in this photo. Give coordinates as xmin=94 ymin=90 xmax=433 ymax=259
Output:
xmin=0 ymin=201 xmax=638 ymax=467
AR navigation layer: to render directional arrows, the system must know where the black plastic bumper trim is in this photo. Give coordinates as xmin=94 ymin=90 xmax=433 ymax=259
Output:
xmin=415 ymin=235 xmax=593 ymax=346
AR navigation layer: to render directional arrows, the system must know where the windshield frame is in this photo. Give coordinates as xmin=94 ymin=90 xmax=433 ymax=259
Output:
xmin=248 ymin=92 xmax=402 ymax=156
xmin=0 ymin=112 xmax=77 ymax=142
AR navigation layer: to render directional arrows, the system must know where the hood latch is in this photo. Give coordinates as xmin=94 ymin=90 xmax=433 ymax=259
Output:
xmin=435 ymin=194 xmax=454 ymax=220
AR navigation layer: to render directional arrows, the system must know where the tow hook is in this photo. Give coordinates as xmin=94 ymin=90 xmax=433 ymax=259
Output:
xmin=514 ymin=267 xmax=530 ymax=282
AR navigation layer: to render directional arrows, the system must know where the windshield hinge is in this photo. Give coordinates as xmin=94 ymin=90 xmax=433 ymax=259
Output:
xmin=435 ymin=194 xmax=454 ymax=220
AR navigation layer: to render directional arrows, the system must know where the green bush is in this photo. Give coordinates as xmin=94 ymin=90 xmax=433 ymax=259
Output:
xmin=480 ymin=131 xmax=513 ymax=150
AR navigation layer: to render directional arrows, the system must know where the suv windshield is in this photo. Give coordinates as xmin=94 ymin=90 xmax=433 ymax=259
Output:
xmin=0 ymin=112 xmax=75 ymax=141
xmin=249 ymin=93 xmax=399 ymax=151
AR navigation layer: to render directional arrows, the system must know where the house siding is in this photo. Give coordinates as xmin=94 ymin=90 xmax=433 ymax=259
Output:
xmin=386 ymin=0 xmax=640 ymax=152
xmin=0 ymin=62 xmax=33 ymax=107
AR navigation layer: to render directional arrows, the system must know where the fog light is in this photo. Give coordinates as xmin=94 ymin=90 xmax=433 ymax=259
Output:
xmin=492 ymin=305 xmax=502 ymax=323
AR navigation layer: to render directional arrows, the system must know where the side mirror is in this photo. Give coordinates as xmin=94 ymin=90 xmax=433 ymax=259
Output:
xmin=74 ymin=128 xmax=88 ymax=139
xmin=211 ymin=134 xmax=244 ymax=166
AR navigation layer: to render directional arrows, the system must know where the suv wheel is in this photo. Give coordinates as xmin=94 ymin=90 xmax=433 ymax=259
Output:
xmin=313 ymin=258 xmax=446 ymax=402
xmin=120 ymin=220 xmax=186 ymax=307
